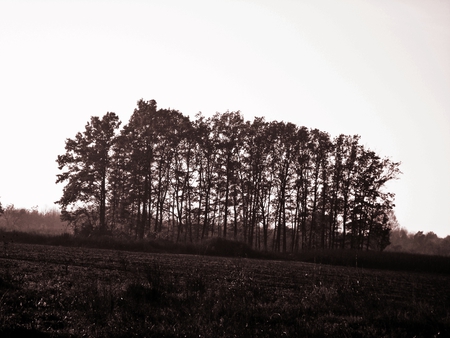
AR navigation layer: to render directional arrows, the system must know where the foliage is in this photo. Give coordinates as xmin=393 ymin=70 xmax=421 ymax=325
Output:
xmin=56 ymin=99 xmax=401 ymax=252
xmin=387 ymin=227 xmax=450 ymax=256
xmin=0 ymin=205 xmax=69 ymax=235
xmin=55 ymin=112 xmax=121 ymax=235
xmin=0 ymin=243 xmax=449 ymax=337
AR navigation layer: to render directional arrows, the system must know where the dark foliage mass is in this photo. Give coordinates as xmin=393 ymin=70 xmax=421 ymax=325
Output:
xmin=55 ymin=99 xmax=401 ymax=252
xmin=2 ymin=230 xmax=449 ymax=275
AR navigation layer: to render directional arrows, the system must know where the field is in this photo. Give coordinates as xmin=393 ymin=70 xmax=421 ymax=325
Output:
xmin=1 ymin=242 xmax=449 ymax=337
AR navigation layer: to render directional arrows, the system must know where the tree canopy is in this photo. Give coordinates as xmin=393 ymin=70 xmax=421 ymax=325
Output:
xmin=56 ymin=99 xmax=401 ymax=251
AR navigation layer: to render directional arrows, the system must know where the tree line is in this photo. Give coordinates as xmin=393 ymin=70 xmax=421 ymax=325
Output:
xmin=56 ymin=99 xmax=401 ymax=252
xmin=0 ymin=205 xmax=69 ymax=235
xmin=387 ymin=228 xmax=450 ymax=256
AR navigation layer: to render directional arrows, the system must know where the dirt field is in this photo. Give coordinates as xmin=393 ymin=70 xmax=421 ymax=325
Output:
xmin=1 ymin=242 xmax=449 ymax=337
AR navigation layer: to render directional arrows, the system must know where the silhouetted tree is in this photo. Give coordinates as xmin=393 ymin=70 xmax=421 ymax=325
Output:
xmin=55 ymin=98 xmax=402 ymax=251
xmin=56 ymin=112 xmax=121 ymax=235
xmin=210 ymin=111 xmax=245 ymax=239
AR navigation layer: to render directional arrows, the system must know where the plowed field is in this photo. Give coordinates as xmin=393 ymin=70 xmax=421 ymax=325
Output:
xmin=1 ymin=243 xmax=449 ymax=337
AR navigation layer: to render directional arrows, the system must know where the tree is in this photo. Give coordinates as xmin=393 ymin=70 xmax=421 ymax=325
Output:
xmin=55 ymin=98 xmax=401 ymax=251
xmin=193 ymin=114 xmax=220 ymax=240
xmin=210 ymin=111 xmax=245 ymax=239
xmin=117 ymin=99 xmax=158 ymax=239
xmin=291 ymin=127 xmax=311 ymax=251
xmin=2 ymin=204 xmax=20 ymax=229
xmin=240 ymin=117 xmax=271 ymax=248
xmin=306 ymin=129 xmax=332 ymax=249
xmin=268 ymin=121 xmax=298 ymax=252
xmin=334 ymin=134 xmax=359 ymax=248
xmin=56 ymin=112 xmax=121 ymax=235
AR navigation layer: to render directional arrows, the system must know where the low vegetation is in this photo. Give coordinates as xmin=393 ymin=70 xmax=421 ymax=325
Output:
xmin=2 ymin=229 xmax=450 ymax=275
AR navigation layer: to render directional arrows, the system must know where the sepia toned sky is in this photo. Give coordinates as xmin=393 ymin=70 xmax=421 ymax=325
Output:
xmin=1 ymin=0 xmax=449 ymax=237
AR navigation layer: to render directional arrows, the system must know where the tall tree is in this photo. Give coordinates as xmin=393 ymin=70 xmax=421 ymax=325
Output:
xmin=240 ymin=117 xmax=270 ymax=247
xmin=292 ymin=127 xmax=310 ymax=250
xmin=270 ymin=121 xmax=298 ymax=252
xmin=193 ymin=114 xmax=219 ymax=239
xmin=336 ymin=134 xmax=359 ymax=248
xmin=119 ymin=99 xmax=158 ymax=238
xmin=56 ymin=112 xmax=121 ymax=235
xmin=303 ymin=129 xmax=332 ymax=249
xmin=211 ymin=111 xmax=244 ymax=239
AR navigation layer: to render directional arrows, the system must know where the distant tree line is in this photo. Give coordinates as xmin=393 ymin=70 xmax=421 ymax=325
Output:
xmin=387 ymin=228 xmax=450 ymax=256
xmin=56 ymin=99 xmax=401 ymax=251
xmin=0 ymin=205 xmax=69 ymax=235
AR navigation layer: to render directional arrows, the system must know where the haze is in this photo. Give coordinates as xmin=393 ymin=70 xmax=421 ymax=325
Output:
xmin=0 ymin=0 xmax=449 ymax=237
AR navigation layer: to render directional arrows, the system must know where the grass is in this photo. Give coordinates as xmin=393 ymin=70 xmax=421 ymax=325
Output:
xmin=1 ymin=242 xmax=449 ymax=337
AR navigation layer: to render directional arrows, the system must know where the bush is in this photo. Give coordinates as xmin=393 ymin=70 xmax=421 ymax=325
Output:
xmin=201 ymin=237 xmax=256 ymax=258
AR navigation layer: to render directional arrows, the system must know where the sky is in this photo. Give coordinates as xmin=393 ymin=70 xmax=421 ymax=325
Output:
xmin=0 ymin=0 xmax=449 ymax=237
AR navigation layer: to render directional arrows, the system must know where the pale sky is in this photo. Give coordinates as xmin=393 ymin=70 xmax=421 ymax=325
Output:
xmin=1 ymin=0 xmax=449 ymax=237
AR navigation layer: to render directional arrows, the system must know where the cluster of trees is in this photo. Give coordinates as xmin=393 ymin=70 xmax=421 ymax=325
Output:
xmin=0 ymin=204 xmax=69 ymax=235
xmin=56 ymin=99 xmax=401 ymax=252
xmin=387 ymin=228 xmax=450 ymax=256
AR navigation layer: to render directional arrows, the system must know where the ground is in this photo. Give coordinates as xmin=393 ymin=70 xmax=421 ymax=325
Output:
xmin=1 ymin=242 xmax=449 ymax=337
